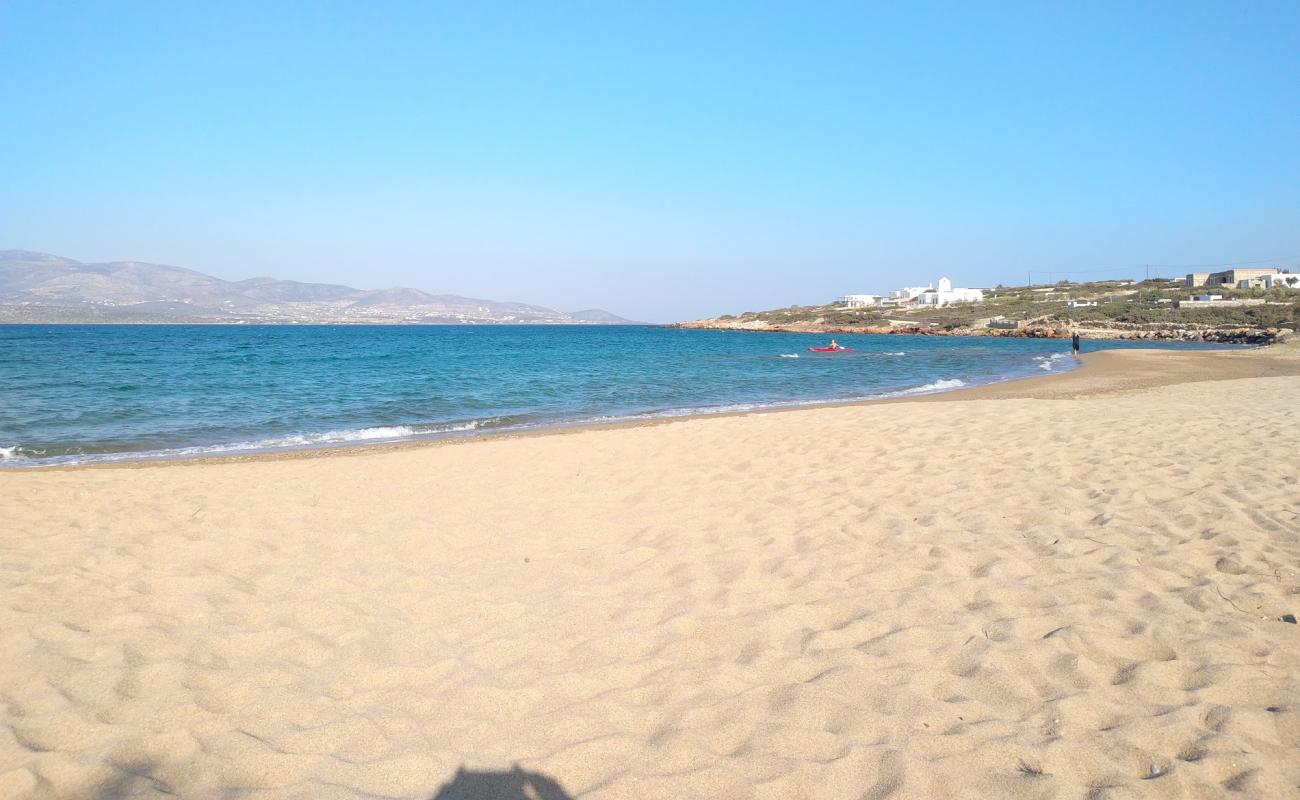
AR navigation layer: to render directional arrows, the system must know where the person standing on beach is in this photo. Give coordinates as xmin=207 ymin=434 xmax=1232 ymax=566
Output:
xmin=1071 ymin=332 xmax=1081 ymax=357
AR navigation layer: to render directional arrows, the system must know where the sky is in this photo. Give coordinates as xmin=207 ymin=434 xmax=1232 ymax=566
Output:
xmin=2 ymin=1 xmax=1299 ymax=322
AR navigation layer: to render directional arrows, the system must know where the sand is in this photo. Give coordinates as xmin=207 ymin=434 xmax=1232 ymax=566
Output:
xmin=2 ymin=346 xmax=1298 ymax=799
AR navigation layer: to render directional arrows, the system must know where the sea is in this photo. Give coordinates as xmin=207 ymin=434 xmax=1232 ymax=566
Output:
xmin=0 ymin=324 xmax=1231 ymax=467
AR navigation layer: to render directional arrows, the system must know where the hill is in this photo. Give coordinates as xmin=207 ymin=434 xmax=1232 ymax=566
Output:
xmin=673 ymin=279 xmax=1298 ymax=344
xmin=566 ymin=309 xmax=640 ymax=323
xmin=0 ymin=250 xmax=633 ymax=325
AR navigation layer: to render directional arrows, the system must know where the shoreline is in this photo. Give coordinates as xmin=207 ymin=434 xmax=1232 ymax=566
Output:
xmin=4 ymin=337 xmax=1298 ymax=798
xmin=14 ymin=341 xmax=1299 ymax=472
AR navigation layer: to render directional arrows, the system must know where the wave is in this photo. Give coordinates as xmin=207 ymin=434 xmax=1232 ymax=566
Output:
xmin=2 ymin=418 xmax=512 ymax=468
xmin=277 ymin=425 xmax=418 ymax=444
xmin=1034 ymin=352 xmax=1071 ymax=371
xmin=870 ymin=378 xmax=967 ymax=399
xmin=779 ymin=353 xmax=799 ymax=358
xmin=2 ymin=376 xmax=988 ymax=468
xmin=576 ymin=378 xmax=972 ymax=424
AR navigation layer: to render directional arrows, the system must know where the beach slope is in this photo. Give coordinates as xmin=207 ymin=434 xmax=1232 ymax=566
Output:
xmin=2 ymin=348 xmax=1298 ymax=798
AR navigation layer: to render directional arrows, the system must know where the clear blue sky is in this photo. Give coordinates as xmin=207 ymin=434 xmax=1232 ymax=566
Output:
xmin=2 ymin=1 xmax=1298 ymax=321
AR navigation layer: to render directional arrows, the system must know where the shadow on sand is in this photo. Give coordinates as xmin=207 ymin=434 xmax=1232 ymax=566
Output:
xmin=85 ymin=760 xmax=574 ymax=800
xmin=429 ymin=765 xmax=575 ymax=800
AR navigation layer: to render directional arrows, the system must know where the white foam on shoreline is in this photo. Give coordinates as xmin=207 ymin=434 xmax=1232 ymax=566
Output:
xmin=869 ymin=378 xmax=967 ymax=398
xmin=0 ymin=374 xmax=1005 ymax=468
xmin=1 ymin=420 xmax=505 ymax=468
xmin=1035 ymin=352 xmax=1071 ymax=371
xmin=574 ymin=377 xmax=974 ymax=425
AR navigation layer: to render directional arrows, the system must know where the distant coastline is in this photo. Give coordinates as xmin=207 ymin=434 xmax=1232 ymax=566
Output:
xmin=0 ymin=250 xmax=640 ymax=325
xmin=0 ymin=312 xmax=647 ymax=326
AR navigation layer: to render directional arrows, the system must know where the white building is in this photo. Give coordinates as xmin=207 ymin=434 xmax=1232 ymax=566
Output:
xmin=839 ymin=294 xmax=882 ymax=308
xmin=1175 ymin=295 xmax=1266 ymax=308
xmin=1067 ymin=300 xmax=1098 ymax=308
xmin=889 ymin=286 xmax=932 ymax=302
xmin=911 ymin=277 xmax=985 ymax=306
xmin=1263 ymin=273 xmax=1300 ymax=290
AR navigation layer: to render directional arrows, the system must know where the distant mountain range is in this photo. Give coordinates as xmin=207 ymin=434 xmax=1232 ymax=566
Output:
xmin=0 ymin=250 xmax=638 ymax=324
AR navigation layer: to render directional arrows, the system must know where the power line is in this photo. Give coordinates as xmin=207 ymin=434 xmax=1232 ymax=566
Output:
xmin=1024 ymin=255 xmax=1299 ymax=286
xmin=1143 ymin=255 xmax=1300 ymax=268
xmin=1028 ymin=267 xmax=1144 ymax=287
xmin=1030 ymin=266 xmax=1136 ymax=275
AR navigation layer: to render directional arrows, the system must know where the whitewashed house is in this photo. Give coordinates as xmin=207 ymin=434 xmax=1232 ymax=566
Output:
xmin=889 ymin=286 xmax=932 ymax=302
xmin=912 ymin=277 xmax=985 ymax=306
xmin=839 ymin=294 xmax=882 ymax=308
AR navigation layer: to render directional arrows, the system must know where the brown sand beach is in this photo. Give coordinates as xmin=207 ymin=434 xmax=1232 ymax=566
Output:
xmin=2 ymin=345 xmax=1299 ymax=799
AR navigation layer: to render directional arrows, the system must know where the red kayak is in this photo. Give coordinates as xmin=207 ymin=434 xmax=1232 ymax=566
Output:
xmin=808 ymin=346 xmax=853 ymax=353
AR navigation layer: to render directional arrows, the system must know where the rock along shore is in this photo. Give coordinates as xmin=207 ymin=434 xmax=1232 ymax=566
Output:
xmin=669 ymin=317 xmax=1288 ymax=344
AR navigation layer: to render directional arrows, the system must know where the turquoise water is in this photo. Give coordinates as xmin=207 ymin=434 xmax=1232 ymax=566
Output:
xmin=0 ymin=324 xmax=1227 ymax=466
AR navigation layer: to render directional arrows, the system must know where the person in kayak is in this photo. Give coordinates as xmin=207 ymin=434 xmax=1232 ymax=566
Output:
xmin=808 ymin=340 xmax=852 ymax=352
